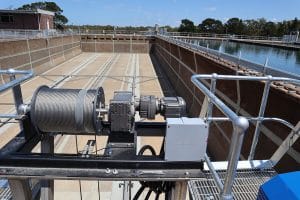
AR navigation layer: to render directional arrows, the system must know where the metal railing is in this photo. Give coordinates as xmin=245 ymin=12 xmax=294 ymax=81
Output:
xmin=158 ymin=34 xmax=300 ymax=80
xmin=0 ymin=29 xmax=80 ymax=41
xmin=165 ymin=32 xmax=283 ymax=42
xmin=191 ymin=73 xmax=300 ymax=200
xmin=80 ymin=29 xmax=154 ymax=36
xmin=282 ymin=33 xmax=299 ymax=43
xmin=0 ymin=29 xmax=154 ymax=41
xmin=0 ymin=69 xmax=33 ymax=119
xmin=0 ymin=69 xmax=33 ymax=93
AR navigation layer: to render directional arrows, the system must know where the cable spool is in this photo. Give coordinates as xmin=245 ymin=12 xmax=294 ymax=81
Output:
xmin=31 ymin=86 xmax=105 ymax=134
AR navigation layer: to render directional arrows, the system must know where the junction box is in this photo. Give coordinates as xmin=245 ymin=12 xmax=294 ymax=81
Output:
xmin=165 ymin=117 xmax=208 ymax=161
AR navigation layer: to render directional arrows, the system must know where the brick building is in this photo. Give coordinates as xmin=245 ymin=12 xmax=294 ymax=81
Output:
xmin=0 ymin=9 xmax=55 ymax=30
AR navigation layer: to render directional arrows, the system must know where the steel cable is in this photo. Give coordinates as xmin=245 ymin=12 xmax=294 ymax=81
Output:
xmin=31 ymin=86 xmax=100 ymax=134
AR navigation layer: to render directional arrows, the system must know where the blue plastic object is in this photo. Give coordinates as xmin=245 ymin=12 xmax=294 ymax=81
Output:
xmin=258 ymin=171 xmax=300 ymax=200
xmin=0 ymin=179 xmax=8 ymax=188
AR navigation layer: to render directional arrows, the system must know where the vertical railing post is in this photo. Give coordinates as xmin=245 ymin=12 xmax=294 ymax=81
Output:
xmin=220 ymin=117 xmax=249 ymax=200
xmin=207 ymin=74 xmax=217 ymax=124
xmin=248 ymin=76 xmax=272 ymax=160
xmin=206 ymin=43 xmax=209 ymax=54
xmin=9 ymin=70 xmax=24 ymax=130
xmin=263 ymin=57 xmax=269 ymax=75
xmin=7 ymin=69 xmax=32 ymax=200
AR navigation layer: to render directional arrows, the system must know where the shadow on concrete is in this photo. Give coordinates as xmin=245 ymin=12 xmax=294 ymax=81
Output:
xmin=149 ymin=53 xmax=177 ymax=97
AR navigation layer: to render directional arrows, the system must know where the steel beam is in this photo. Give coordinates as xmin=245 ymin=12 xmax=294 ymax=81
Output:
xmin=171 ymin=181 xmax=188 ymax=200
xmin=0 ymin=167 xmax=204 ymax=181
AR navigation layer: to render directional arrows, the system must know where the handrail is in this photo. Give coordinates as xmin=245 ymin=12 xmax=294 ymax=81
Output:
xmin=165 ymin=31 xmax=283 ymax=42
xmin=206 ymin=117 xmax=297 ymax=133
xmin=192 ymin=74 xmax=249 ymax=126
xmin=191 ymin=73 xmax=249 ymax=200
xmin=0 ymin=69 xmax=34 ymax=93
xmin=191 ymin=74 xmax=300 ymax=83
xmin=191 ymin=73 xmax=299 ymax=200
xmin=158 ymin=35 xmax=300 ymax=80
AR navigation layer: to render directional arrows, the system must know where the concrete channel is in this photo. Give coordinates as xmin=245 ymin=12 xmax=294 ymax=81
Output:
xmin=0 ymin=34 xmax=299 ymax=199
xmin=0 ymin=38 xmax=169 ymax=198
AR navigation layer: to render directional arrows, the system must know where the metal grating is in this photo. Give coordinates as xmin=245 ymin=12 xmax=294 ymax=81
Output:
xmin=0 ymin=180 xmax=12 ymax=200
xmin=189 ymin=169 xmax=276 ymax=200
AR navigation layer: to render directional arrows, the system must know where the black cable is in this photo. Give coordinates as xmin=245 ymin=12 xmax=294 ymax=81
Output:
xmin=155 ymin=193 xmax=160 ymax=200
xmin=159 ymin=138 xmax=165 ymax=158
xmin=138 ymin=145 xmax=156 ymax=156
xmin=133 ymin=185 xmax=146 ymax=200
xmin=133 ymin=145 xmax=174 ymax=200
xmin=165 ymin=189 xmax=169 ymax=200
xmin=133 ymin=145 xmax=156 ymax=200
xmin=145 ymin=190 xmax=152 ymax=200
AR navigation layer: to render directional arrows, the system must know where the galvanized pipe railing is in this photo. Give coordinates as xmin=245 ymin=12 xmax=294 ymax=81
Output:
xmin=0 ymin=69 xmax=33 ymax=123
xmin=0 ymin=69 xmax=34 ymax=93
xmin=191 ymin=73 xmax=249 ymax=200
xmin=158 ymin=34 xmax=300 ymax=80
xmin=206 ymin=117 xmax=297 ymax=132
xmin=204 ymin=154 xmax=223 ymax=191
xmin=190 ymin=75 xmax=300 ymax=159
xmin=165 ymin=32 xmax=283 ymax=42
xmin=191 ymin=73 xmax=300 ymax=199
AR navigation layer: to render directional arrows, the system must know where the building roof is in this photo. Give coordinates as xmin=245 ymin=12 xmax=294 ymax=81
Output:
xmin=0 ymin=9 xmax=55 ymax=16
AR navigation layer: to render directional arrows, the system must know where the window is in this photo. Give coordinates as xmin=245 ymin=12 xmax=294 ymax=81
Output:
xmin=0 ymin=14 xmax=14 ymax=23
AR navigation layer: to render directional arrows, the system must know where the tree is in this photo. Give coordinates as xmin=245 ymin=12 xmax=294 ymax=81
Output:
xmin=160 ymin=25 xmax=178 ymax=32
xmin=178 ymin=19 xmax=196 ymax=32
xmin=198 ymin=18 xmax=224 ymax=33
xmin=277 ymin=21 xmax=290 ymax=36
xmin=175 ymin=17 xmax=299 ymax=37
xmin=261 ymin=21 xmax=277 ymax=36
xmin=243 ymin=20 xmax=259 ymax=35
xmin=17 ymin=2 xmax=68 ymax=30
xmin=225 ymin=18 xmax=244 ymax=35
xmin=290 ymin=17 xmax=300 ymax=32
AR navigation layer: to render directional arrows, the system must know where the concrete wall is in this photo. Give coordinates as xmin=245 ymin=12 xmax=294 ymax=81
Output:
xmin=81 ymin=34 xmax=154 ymax=53
xmin=0 ymin=35 xmax=81 ymax=81
xmin=152 ymin=37 xmax=300 ymax=172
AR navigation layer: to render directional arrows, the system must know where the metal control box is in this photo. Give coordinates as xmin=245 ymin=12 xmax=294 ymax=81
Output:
xmin=164 ymin=117 xmax=208 ymax=161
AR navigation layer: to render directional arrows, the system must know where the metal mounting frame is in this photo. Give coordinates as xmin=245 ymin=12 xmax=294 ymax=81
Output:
xmin=0 ymin=69 xmax=204 ymax=200
xmin=1 ymin=68 xmax=299 ymax=200
xmin=0 ymin=118 xmax=204 ymax=180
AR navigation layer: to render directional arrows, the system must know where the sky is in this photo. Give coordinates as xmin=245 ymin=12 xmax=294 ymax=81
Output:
xmin=0 ymin=0 xmax=299 ymax=27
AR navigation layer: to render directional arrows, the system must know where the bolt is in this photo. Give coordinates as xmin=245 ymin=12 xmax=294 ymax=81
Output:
xmin=184 ymin=172 xmax=190 ymax=176
xmin=105 ymin=168 xmax=111 ymax=174
xmin=112 ymin=169 xmax=118 ymax=175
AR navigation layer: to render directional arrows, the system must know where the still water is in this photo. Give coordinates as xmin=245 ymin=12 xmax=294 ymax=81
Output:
xmin=196 ymin=39 xmax=300 ymax=76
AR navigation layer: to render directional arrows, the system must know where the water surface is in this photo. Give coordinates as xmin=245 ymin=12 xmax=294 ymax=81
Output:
xmin=196 ymin=39 xmax=300 ymax=76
